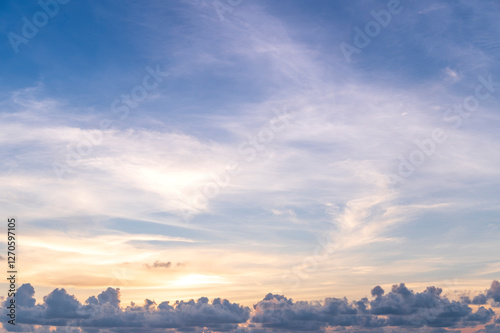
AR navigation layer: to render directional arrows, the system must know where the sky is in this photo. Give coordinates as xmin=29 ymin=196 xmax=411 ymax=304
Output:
xmin=0 ymin=0 xmax=500 ymax=332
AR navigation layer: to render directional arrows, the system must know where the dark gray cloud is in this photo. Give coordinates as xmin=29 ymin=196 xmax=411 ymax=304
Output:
xmin=2 ymin=281 xmax=498 ymax=332
xmin=371 ymin=286 xmax=384 ymax=298
xmin=96 ymin=288 xmax=121 ymax=308
xmin=370 ymin=284 xmax=477 ymax=327
xmin=251 ymin=282 xmax=496 ymax=332
xmin=473 ymin=294 xmax=489 ymax=305
xmin=463 ymin=306 xmax=495 ymax=326
xmin=44 ymin=288 xmax=86 ymax=319
xmin=17 ymin=283 xmax=36 ymax=308
xmin=463 ymin=280 xmax=500 ymax=308
xmin=2 ymin=284 xmax=250 ymax=332
xmin=488 ymin=281 xmax=500 ymax=303
xmin=251 ymin=293 xmax=384 ymax=331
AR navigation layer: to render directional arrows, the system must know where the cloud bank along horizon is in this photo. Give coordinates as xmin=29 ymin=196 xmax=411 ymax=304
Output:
xmin=1 ymin=0 xmax=500 ymax=331
xmin=1 ymin=280 xmax=500 ymax=332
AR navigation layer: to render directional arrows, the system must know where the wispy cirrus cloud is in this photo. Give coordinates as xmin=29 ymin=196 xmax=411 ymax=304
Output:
xmin=0 ymin=0 xmax=499 ymax=319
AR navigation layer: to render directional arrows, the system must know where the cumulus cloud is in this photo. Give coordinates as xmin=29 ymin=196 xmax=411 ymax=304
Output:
xmin=43 ymin=289 xmax=85 ymax=320
xmin=473 ymin=294 xmax=489 ymax=305
xmin=17 ymin=283 xmax=36 ymax=308
xmin=487 ymin=281 xmax=500 ymax=304
xmin=2 ymin=283 xmax=250 ymax=332
xmin=464 ymin=280 xmax=500 ymax=308
xmin=371 ymin=286 xmax=384 ymax=298
xmin=251 ymin=293 xmax=384 ymax=331
xmin=2 ymin=282 xmax=499 ymax=332
xmin=95 ymin=288 xmax=121 ymax=308
xmin=250 ymin=282 xmax=497 ymax=332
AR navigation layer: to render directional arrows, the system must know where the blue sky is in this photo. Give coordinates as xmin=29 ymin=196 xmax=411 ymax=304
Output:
xmin=1 ymin=0 xmax=500 ymax=332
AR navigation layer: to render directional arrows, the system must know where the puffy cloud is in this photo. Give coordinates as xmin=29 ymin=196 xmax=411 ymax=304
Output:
xmin=473 ymin=294 xmax=489 ymax=305
xmin=96 ymin=288 xmax=121 ymax=308
xmin=251 ymin=282 xmax=495 ymax=331
xmin=43 ymin=288 xmax=85 ymax=319
xmin=2 ymin=288 xmax=89 ymax=327
xmin=463 ymin=306 xmax=495 ymax=326
xmin=17 ymin=283 xmax=36 ymax=308
xmin=487 ymin=281 xmax=500 ymax=303
xmin=468 ymin=280 xmax=500 ymax=308
xmin=251 ymin=293 xmax=383 ymax=331
xmin=370 ymin=284 xmax=478 ymax=328
xmin=2 ymin=281 xmax=498 ymax=332
xmin=2 ymin=285 xmax=250 ymax=331
xmin=251 ymin=294 xmax=331 ymax=331
xmin=371 ymin=286 xmax=384 ymax=298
